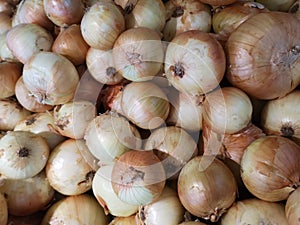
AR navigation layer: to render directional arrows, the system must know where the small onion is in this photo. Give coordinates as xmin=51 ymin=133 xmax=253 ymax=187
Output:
xmin=111 ymin=150 xmax=166 ymax=206
xmin=285 ymin=188 xmax=300 ymax=225
xmin=0 ymin=193 xmax=8 ymax=225
xmin=41 ymin=194 xmax=108 ymax=225
xmin=261 ymin=89 xmax=300 ymax=145
xmin=164 ymin=30 xmax=225 ymax=96
xmin=0 ymin=61 xmax=22 ymax=99
xmin=81 ymin=1 xmax=125 ymax=50
xmin=46 ymin=139 xmax=99 ymax=196
xmin=241 ymin=135 xmax=300 ymax=202
xmin=0 ymin=12 xmax=12 ymax=35
xmin=6 ymin=23 xmax=54 ymax=64
xmin=177 ymin=155 xmax=237 ymax=222
xmin=0 ymin=171 xmax=55 ymax=216
xmin=52 ymin=100 xmax=97 ymax=139
xmin=135 ymin=186 xmax=185 ymax=225
xmin=220 ymin=198 xmax=289 ymax=225
xmin=52 ymin=24 xmax=89 ymax=66
xmin=113 ymin=27 xmax=164 ymax=82
xmin=43 ymin=0 xmax=85 ymax=27
xmin=121 ymin=81 xmax=170 ymax=130
xmin=0 ymin=131 xmax=50 ymax=179
xmin=109 ymin=215 xmax=136 ymax=225
xmin=202 ymin=87 xmax=253 ymax=135
xmin=92 ymin=164 xmax=139 ymax=217
xmin=22 ymin=51 xmax=80 ymax=105
xmin=256 ymin=0 xmax=296 ymax=11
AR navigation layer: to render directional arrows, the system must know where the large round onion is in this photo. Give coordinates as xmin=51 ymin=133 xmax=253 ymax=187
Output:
xmin=226 ymin=11 xmax=300 ymax=100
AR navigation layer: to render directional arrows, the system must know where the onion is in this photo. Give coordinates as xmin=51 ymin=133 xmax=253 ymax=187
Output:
xmin=135 ymin=186 xmax=185 ymax=225
xmin=256 ymin=0 xmax=296 ymax=11
xmin=46 ymin=139 xmax=99 ymax=196
xmin=0 ymin=0 xmax=14 ymax=15
xmin=109 ymin=215 xmax=136 ymax=225
xmin=7 ymin=211 xmax=45 ymax=225
xmin=81 ymin=1 xmax=125 ymax=50
xmin=6 ymin=23 xmax=54 ymax=64
xmin=0 ymin=193 xmax=8 ymax=225
xmin=220 ymin=198 xmax=289 ymax=224
xmin=261 ymin=89 xmax=300 ymax=145
xmin=241 ymin=135 xmax=300 ymax=202
xmin=0 ymin=131 xmax=49 ymax=179
xmin=285 ymin=188 xmax=300 ymax=224
xmin=0 ymin=171 xmax=54 ymax=216
xmin=41 ymin=194 xmax=108 ymax=225
xmin=0 ymin=12 xmax=12 ymax=35
xmin=0 ymin=32 xmax=18 ymax=62
xmin=84 ymin=112 xmax=142 ymax=164
xmin=289 ymin=0 xmax=300 ymax=20
xmin=113 ymin=27 xmax=164 ymax=82
xmin=92 ymin=164 xmax=139 ymax=217
xmin=226 ymin=11 xmax=300 ymax=100
xmin=43 ymin=0 xmax=85 ymax=27
xmin=22 ymin=51 xmax=80 ymax=105
xmin=164 ymin=30 xmax=225 ymax=96
xmin=0 ymin=62 xmax=22 ymax=99
xmin=177 ymin=155 xmax=237 ymax=222
xmin=111 ymin=150 xmax=166 ymax=206
xmin=120 ymin=81 xmax=170 ymax=130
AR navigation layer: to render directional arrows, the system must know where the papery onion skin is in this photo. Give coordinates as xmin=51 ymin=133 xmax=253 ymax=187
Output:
xmin=177 ymin=156 xmax=237 ymax=222
xmin=285 ymin=188 xmax=300 ymax=224
xmin=220 ymin=198 xmax=289 ymax=225
xmin=226 ymin=11 xmax=300 ymax=100
xmin=241 ymin=135 xmax=300 ymax=202
xmin=41 ymin=194 xmax=108 ymax=225
xmin=0 ymin=12 xmax=12 ymax=35
xmin=0 ymin=192 xmax=8 ymax=225
xmin=0 ymin=62 xmax=22 ymax=99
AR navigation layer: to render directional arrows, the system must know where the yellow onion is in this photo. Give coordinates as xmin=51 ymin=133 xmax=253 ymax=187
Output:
xmin=285 ymin=188 xmax=300 ymax=225
xmin=14 ymin=111 xmax=66 ymax=150
xmin=6 ymin=23 xmax=54 ymax=64
xmin=46 ymin=139 xmax=99 ymax=196
xmin=84 ymin=112 xmax=142 ymax=164
xmin=221 ymin=198 xmax=289 ymax=224
xmin=113 ymin=27 xmax=164 ymax=81
xmin=0 ymin=12 xmax=12 ymax=35
xmin=121 ymin=81 xmax=170 ymax=130
xmin=0 ymin=98 xmax=31 ymax=131
xmin=41 ymin=194 xmax=108 ymax=225
xmin=202 ymin=87 xmax=253 ymax=135
xmin=135 ymin=186 xmax=185 ymax=225
xmin=164 ymin=30 xmax=225 ymax=96
xmin=22 ymin=51 xmax=80 ymax=105
xmin=144 ymin=126 xmax=198 ymax=180
xmin=109 ymin=215 xmax=136 ymax=225
xmin=125 ymin=0 xmax=166 ymax=33
xmin=0 ymin=131 xmax=49 ymax=179
xmin=92 ymin=164 xmax=139 ymax=217
xmin=0 ymin=193 xmax=8 ymax=225
xmin=52 ymin=24 xmax=89 ymax=66
xmin=111 ymin=150 xmax=166 ymax=206
xmin=163 ymin=0 xmax=211 ymax=41
xmin=0 ymin=62 xmax=22 ymax=99
xmin=15 ymin=77 xmax=54 ymax=113
xmin=52 ymin=100 xmax=97 ymax=139
xmin=256 ymin=0 xmax=296 ymax=11
xmin=81 ymin=1 xmax=125 ymax=50
xmin=86 ymin=47 xmax=124 ymax=85
xmin=177 ymin=155 xmax=237 ymax=222
xmin=0 ymin=171 xmax=54 ymax=216
xmin=226 ymin=11 xmax=300 ymax=100
xmin=241 ymin=135 xmax=300 ymax=202
xmin=261 ymin=89 xmax=300 ymax=145
xmin=43 ymin=0 xmax=84 ymax=27
xmin=12 ymin=0 xmax=54 ymax=31
xmin=198 ymin=0 xmax=238 ymax=6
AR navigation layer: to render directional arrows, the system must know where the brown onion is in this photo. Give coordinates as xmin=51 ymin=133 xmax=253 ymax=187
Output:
xmin=226 ymin=11 xmax=300 ymax=100
xmin=177 ymin=155 xmax=237 ymax=222
xmin=285 ymin=188 xmax=300 ymax=225
xmin=241 ymin=135 xmax=300 ymax=202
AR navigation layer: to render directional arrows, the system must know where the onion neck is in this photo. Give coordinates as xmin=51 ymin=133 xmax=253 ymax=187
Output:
xmin=280 ymin=124 xmax=295 ymax=137
xmin=170 ymin=62 xmax=185 ymax=78
xmin=18 ymin=147 xmax=30 ymax=158
xmin=172 ymin=6 xmax=184 ymax=18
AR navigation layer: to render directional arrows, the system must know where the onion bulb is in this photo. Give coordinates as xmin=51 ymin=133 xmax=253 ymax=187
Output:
xmin=22 ymin=51 xmax=80 ymax=105
xmin=261 ymin=89 xmax=300 ymax=145
xmin=285 ymin=188 xmax=300 ymax=225
xmin=0 ymin=193 xmax=8 ymax=225
xmin=41 ymin=194 xmax=108 ymax=225
xmin=220 ymin=198 xmax=289 ymax=225
xmin=241 ymin=135 xmax=300 ymax=202
xmin=111 ymin=150 xmax=166 ymax=206
xmin=164 ymin=30 xmax=225 ymax=96
xmin=0 ymin=171 xmax=55 ymax=216
xmin=0 ymin=131 xmax=50 ymax=179
xmin=46 ymin=139 xmax=99 ymax=196
xmin=177 ymin=155 xmax=237 ymax=222
xmin=256 ymin=0 xmax=296 ymax=11
xmin=0 ymin=32 xmax=17 ymax=62
xmin=0 ymin=12 xmax=12 ymax=35
xmin=109 ymin=215 xmax=136 ymax=225
xmin=0 ymin=62 xmax=22 ymax=99
xmin=226 ymin=11 xmax=300 ymax=100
